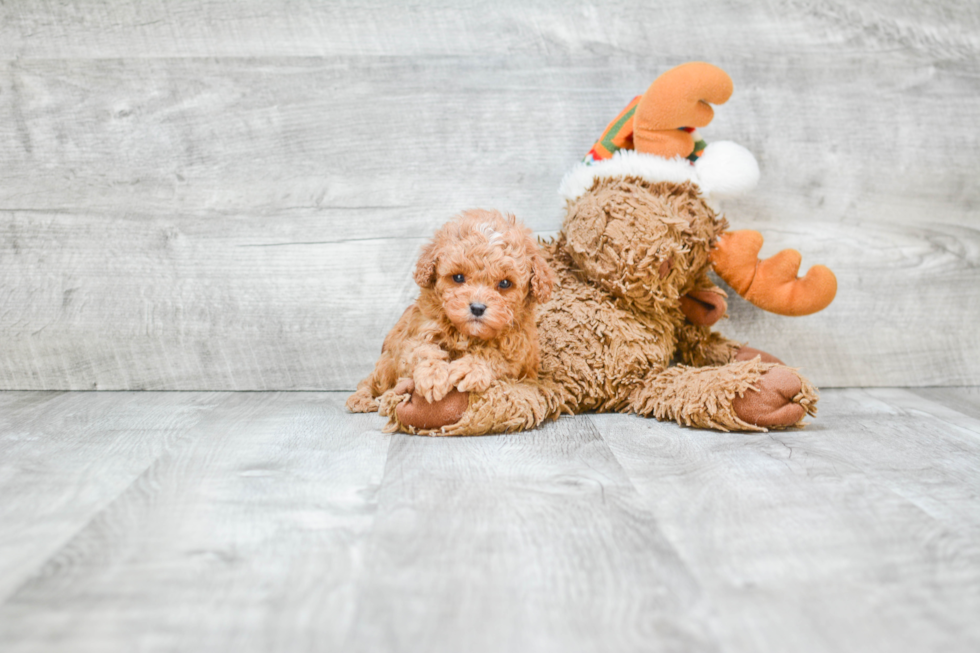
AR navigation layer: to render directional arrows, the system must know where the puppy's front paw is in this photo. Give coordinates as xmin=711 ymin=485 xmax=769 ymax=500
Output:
xmin=448 ymin=358 xmax=495 ymax=394
xmin=346 ymin=387 xmax=379 ymax=413
xmin=414 ymin=359 xmax=453 ymax=403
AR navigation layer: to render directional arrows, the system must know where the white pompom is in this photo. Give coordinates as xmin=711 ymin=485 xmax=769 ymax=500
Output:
xmin=694 ymin=141 xmax=760 ymax=198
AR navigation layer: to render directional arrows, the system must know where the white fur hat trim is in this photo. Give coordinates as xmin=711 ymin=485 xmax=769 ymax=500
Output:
xmin=558 ymin=141 xmax=759 ymax=203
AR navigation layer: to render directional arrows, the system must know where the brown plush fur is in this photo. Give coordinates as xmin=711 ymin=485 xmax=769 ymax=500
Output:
xmin=346 ymin=209 xmax=556 ymax=418
xmin=387 ymin=178 xmax=818 ymax=435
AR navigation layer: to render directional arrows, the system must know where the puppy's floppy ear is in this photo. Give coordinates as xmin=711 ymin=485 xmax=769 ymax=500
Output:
xmin=413 ymin=241 xmax=439 ymax=289
xmin=529 ymin=249 xmax=557 ymax=303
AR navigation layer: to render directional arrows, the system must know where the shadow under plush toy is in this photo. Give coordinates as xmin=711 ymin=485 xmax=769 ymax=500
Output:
xmin=386 ymin=62 xmax=838 ymax=435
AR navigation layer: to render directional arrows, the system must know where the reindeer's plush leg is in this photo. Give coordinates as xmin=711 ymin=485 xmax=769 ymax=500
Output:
xmin=675 ymin=323 xmax=743 ymax=368
xmin=675 ymin=322 xmax=789 ymax=368
xmin=630 ymin=359 xmax=817 ymax=431
xmin=385 ymin=376 xmax=567 ymax=436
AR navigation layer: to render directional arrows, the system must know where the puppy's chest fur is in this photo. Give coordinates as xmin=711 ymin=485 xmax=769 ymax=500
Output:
xmin=430 ymin=327 xmax=477 ymax=359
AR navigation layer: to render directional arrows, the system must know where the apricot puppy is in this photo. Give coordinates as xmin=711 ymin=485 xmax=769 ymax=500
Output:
xmin=346 ymin=209 xmax=556 ymax=417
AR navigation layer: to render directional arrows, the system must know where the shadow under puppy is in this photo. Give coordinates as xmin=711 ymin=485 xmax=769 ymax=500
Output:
xmin=346 ymin=209 xmax=556 ymax=428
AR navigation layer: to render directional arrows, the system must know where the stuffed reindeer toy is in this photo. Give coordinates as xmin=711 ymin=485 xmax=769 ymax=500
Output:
xmin=385 ymin=62 xmax=837 ymax=435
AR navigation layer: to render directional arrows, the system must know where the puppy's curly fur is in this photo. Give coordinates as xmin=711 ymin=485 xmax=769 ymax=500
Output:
xmin=346 ymin=209 xmax=556 ymax=415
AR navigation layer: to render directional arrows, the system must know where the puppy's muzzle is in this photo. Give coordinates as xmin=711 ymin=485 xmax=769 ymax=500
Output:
xmin=469 ymin=303 xmax=487 ymax=317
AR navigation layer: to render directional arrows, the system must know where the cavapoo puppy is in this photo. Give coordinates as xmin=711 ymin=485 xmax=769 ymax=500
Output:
xmin=346 ymin=209 xmax=556 ymax=420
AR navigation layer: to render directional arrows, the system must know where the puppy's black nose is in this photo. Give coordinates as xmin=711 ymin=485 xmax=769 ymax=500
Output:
xmin=469 ymin=303 xmax=486 ymax=317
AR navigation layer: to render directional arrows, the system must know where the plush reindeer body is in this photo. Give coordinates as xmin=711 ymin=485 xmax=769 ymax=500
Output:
xmin=390 ymin=177 xmax=817 ymax=435
xmin=541 ymin=178 xmax=726 ymax=405
xmin=386 ymin=62 xmax=835 ymax=435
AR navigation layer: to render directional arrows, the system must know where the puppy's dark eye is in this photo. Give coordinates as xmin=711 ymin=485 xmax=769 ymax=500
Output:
xmin=498 ymin=279 xmax=512 ymax=290
xmin=452 ymin=274 xmax=465 ymax=283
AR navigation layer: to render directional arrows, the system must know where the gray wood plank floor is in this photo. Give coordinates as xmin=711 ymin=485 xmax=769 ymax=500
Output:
xmin=1 ymin=390 xmax=977 ymax=653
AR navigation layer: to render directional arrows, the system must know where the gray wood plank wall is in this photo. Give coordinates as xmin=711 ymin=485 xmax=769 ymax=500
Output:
xmin=1 ymin=1 xmax=978 ymax=390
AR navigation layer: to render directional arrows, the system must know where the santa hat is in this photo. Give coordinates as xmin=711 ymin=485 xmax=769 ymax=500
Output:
xmin=560 ymin=62 xmax=760 ymax=202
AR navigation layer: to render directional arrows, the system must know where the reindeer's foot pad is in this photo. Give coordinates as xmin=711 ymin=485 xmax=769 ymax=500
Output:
xmin=346 ymin=388 xmax=379 ymax=413
xmin=386 ymin=377 xmax=566 ymax=437
xmin=632 ymin=359 xmax=817 ymax=432
xmin=392 ymin=382 xmax=470 ymax=433
xmin=733 ymin=366 xmax=817 ymax=429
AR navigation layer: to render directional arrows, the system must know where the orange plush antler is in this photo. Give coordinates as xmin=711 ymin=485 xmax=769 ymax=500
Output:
xmin=710 ymin=230 xmax=838 ymax=316
xmin=633 ymin=62 xmax=734 ymax=159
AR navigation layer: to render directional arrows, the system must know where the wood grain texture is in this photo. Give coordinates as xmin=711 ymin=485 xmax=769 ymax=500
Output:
xmin=589 ymin=388 xmax=980 ymax=653
xmin=346 ymin=418 xmax=712 ymax=653
xmin=0 ymin=1 xmax=978 ymax=389
xmin=0 ymin=210 xmax=424 ymax=390
xmin=911 ymin=386 xmax=980 ymax=422
xmin=1 ymin=211 xmax=976 ymax=389
xmin=0 ymin=391 xmax=241 ymax=603
xmin=0 ymin=392 xmax=390 ymax=652
xmin=1 ymin=389 xmax=978 ymax=652
xmin=2 ymin=1 xmax=977 ymax=63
